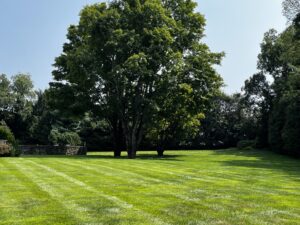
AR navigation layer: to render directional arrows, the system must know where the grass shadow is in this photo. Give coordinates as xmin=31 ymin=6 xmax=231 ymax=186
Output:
xmin=21 ymin=152 xmax=183 ymax=161
xmin=213 ymin=148 xmax=300 ymax=177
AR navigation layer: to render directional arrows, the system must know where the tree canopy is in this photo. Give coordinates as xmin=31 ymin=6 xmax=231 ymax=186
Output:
xmin=283 ymin=0 xmax=300 ymax=22
xmin=50 ymin=0 xmax=223 ymax=158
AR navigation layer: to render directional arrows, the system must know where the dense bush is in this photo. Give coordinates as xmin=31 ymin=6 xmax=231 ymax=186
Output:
xmin=237 ymin=140 xmax=256 ymax=150
xmin=62 ymin=132 xmax=82 ymax=146
xmin=0 ymin=123 xmax=19 ymax=156
xmin=49 ymin=129 xmax=82 ymax=146
xmin=0 ymin=123 xmax=16 ymax=144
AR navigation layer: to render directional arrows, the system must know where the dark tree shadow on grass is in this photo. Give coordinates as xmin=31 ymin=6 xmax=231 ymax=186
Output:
xmin=212 ymin=148 xmax=300 ymax=178
xmin=22 ymin=153 xmax=183 ymax=161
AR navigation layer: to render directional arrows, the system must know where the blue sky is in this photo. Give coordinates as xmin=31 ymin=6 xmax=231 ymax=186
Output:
xmin=0 ymin=0 xmax=286 ymax=93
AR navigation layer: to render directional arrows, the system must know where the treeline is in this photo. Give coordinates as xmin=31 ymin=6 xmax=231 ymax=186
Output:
xmin=0 ymin=74 xmax=72 ymax=145
xmin=0 ymin=75 xmax=265 ymax=153
xmin=0 ymin=0 xmax=299 ymax=158
xmin=201 ymin=6 xmax=300 ymax=157
xmin=251 ymin=12 xmax=300 ymax=156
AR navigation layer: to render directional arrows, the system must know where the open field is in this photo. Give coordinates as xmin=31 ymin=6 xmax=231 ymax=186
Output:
xmin=0 ymin=149 xmax=300 ymax=225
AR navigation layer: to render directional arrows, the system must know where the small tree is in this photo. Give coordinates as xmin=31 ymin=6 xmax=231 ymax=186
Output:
xmin=0 ymin=121 xmax=18 ymax=156
xmin=0 ymin=121 xmax=15 ymax=144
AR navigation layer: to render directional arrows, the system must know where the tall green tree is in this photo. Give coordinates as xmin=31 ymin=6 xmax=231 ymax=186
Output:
xmin=0 ymin=74 xmax=36 ymax=142
xmin=28 ymin=90 xmax=56 ymax=144
xmin=51 ymin=0 xmax=223 ymax=158
xmin=255 ymin=9 xmax=300 ymax=156
xmin=0 ymin=74 xmax=13 ymax=121
xmin=242 ymin=72 xmax=271 ymax=148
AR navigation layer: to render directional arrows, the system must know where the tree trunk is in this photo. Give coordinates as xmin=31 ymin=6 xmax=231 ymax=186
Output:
xmin=127 ymin=134 xmax=137 ymax=159
xmin=114 ymin=149 xmax=121 ymax=158
xmin=122 ymin=112 xmax=144 ymax=159
xmin=127 ymin=148 xmax=137 ymax=159
xmin=112 ymin=119 xmax=126 ymax=158
xmin=157 ymin=146 xmax=164 ymax=157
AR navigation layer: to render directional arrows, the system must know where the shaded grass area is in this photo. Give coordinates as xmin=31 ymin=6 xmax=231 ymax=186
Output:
xmin=0 ymin=149 xmax=300 ymax=225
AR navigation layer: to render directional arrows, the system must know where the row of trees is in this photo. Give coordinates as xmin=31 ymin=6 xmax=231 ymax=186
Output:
xmin=0 ymin=74 xmax=82 ymax=147
xmin=196 ymin=0 xmax=300 ymax=157
xmin=1 ymin=0 xmax=299 ymax=158
xmin=0 ymin=74 xmax=35 ymax=142
xmin=214 ymin=0 xmax=300 ymax=157
xmin=243 ymin=7 xmax=300 ymax=156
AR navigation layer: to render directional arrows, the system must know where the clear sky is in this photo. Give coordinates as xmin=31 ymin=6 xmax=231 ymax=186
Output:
xmin=0 ymin=0 xmax=286 ymax=93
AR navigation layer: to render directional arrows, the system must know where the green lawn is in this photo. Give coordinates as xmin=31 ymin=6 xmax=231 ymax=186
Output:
xmin=0 ymin=149 xmax=300 ymax=225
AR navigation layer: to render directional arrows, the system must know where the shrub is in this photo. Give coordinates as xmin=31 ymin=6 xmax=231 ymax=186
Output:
xmin=237 ymin=140 xmax=256 ymax=150
xmin=0 ymin=123 xmax=19 ymax=156
xmin=0 ymin=124 xmax=16 ymax=144
xmin=49 ymin=129 xmax=82 ymax=146
xmin=62 ymin=132 xmax=82 ymax=146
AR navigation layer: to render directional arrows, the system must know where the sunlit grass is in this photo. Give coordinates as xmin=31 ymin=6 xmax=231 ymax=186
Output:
xmin=0 ymin=149 xmax=300 ymax=225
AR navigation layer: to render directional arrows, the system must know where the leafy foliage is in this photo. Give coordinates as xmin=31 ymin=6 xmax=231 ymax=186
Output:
xmin=193 ymin=93 xmax=257 ymax=149
xmin=0 ymin=121 xmax=16 ymax=145
xmin=0 ymin=121 xmax=20 ymax=156
xmin=50 ymin=0 xmax=223 ymax=158
xmin=49 ymin=129 xmax=82 ymax=146
xmin=0 ymin=74 xmax=36 ymax=142
xmin=283 ymin=0 xmax=300 ymax=22
xmin=250 ymin=10 xmax=300 ymax=156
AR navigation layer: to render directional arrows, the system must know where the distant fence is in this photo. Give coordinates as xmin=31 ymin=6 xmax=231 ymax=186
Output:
xmin=20 ymin=145 xmax=87 ymax=156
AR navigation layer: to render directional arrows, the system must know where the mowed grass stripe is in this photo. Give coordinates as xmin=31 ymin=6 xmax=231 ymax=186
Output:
xmin=48 ymin=157 xmax=236 ymax=203
xmin=55 ymin=158 xmax=171 ymax=184
xmin=24 ymin=159 xmax=171 ymax=225
xmin=7 ymin=159 xmax=160 ymax=225
xmin=11 ymin=159 xmax=161 ymax=225
xmin=87 ymin=157 xmax=242 ymax=184
xmin=65 ymin=158 xmax=163 ymax=183
xmin=51 ymin=158 xmax=153 ymax=187
xmin=48 ymin=158 xmax=226 ymax=212
xmin=44 ymin=154 xmax=300 ymax=210
xmin=73 ymin=155 xmax=230 ymax=186
xmin=0 ymin=160 xmax=38 ymax=224
xmin=56 ymin=158 xmax=242 ymax=200
xmin=0 ymin=159 xmax=82 ymax=225
xmin=29 ymin=156 xmax=298 ymax=224
xmin=81 ymin=151 xmax=296 ymax=223
xmin=87 ymin=151 xmax=300 ymax=196
xmin=23 ymin=158 xmax=217 ymax=225
xmin=86 ymin=151 xmax=258 ymax=182
xmin=78 ymin=155 xmax=270 ymax=198
xmin=1 ymin=150 xmax=300 ymax=225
